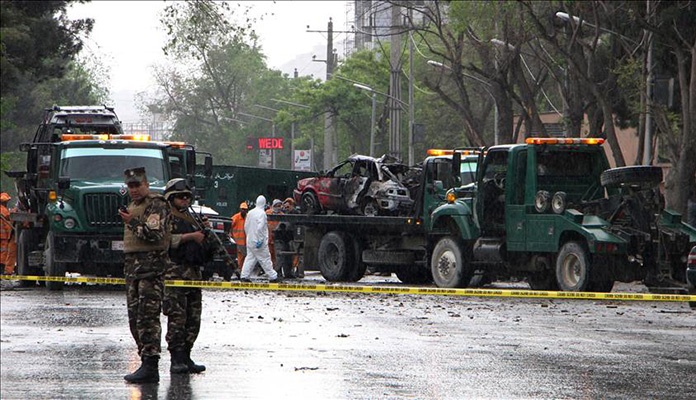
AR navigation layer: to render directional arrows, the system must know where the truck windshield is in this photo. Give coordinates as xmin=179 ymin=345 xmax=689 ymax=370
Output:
xmin=60 ymin=148 xmax=165 ymax=184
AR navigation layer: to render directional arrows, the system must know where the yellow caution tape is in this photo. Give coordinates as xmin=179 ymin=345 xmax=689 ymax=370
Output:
xmin=2 ymin=275 xmax=694 ymax=303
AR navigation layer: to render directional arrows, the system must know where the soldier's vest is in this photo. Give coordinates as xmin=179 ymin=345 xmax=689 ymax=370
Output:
xmin=124 ymin=194 xmax=170 ymax=253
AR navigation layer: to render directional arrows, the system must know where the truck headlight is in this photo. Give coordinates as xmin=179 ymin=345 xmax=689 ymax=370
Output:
xmin=64 ymin=218 xmax=76 ymax=229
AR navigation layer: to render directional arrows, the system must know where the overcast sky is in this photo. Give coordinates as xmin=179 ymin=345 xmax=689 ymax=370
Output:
xmin=67 ymin=1 xmax=350 ymax=122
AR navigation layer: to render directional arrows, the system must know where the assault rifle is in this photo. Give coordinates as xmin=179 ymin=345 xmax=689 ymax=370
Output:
xmin=185 ymin=206 xmax=241 ymax=280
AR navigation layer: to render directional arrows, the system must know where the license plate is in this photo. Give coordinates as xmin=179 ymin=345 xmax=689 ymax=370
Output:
xmin=111 ymin=241 xmax=124 ymax=251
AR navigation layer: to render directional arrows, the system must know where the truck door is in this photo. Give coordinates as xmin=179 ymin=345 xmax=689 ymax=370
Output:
xmin=476 ymin=149 xmax=508 ymax=235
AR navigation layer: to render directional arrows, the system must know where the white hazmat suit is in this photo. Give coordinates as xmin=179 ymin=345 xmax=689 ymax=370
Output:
xmin=240 ymin=195 xmax=279 ymax=281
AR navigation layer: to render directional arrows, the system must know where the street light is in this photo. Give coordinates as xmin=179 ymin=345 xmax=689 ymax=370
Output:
xmin=335 ymin=75 xmax=410 ymax=159
xmin=427 ymin=59 xmax=500 ymax=144
xmin=352 ymin=83 xmax=377 ymax=157
xmin=333 ymin=75 xmax=414 ymax=164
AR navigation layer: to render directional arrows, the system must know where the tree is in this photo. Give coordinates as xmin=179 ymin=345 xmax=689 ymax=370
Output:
xmin=1 ymin=1 xmax=108 ymax=198
xmin=1 ymin=0 xmax=95 ymax=152
xmin=150 ymin=0 xmax=301 ymax=166
xmin=632 ymin=1 xmax=696 ymax=213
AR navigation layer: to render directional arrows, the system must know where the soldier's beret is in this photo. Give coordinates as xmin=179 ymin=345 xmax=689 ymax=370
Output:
xmin=124 ymin=167 xmax=147 ymax=184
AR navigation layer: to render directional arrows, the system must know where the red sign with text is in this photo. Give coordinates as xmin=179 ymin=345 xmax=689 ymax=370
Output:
xmin=258 ymin=137 xmax=284 ymax=150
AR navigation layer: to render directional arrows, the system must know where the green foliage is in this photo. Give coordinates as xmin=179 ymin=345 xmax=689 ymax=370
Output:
xmin=1 ymin=1 xmax=108 ymax=160
xmin=0 ymin=1 xmax=93 ymax=93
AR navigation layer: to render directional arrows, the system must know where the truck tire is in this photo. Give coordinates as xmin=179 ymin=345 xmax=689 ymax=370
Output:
xmin=600 ymin=166 xmax=662 ymax=189
xmin=44 ymin=232 xmax=66 ymax=291
xmin=301 ymin=192 xmax=321 ymax=215
xmin=318 ymin=231 xmax=353 ymax=281
xmin=345 ymin=236 xmax=367 ymax=282
xmin=431 ymin=236 xmax=471 ymax=288
xmin=17 ymin=230 xmax=38 ymax=287
xmin=396 ymin=265 xmax=432 ymax=285
xmin=555 ymin=241 xmax=591 ymax=292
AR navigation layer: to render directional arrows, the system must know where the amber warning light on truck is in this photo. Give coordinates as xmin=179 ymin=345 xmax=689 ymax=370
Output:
xmin=525 ymin=137 xmax=605 ymax=145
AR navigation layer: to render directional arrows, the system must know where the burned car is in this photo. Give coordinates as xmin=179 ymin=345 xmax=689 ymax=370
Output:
xmin=293 ymin=154 xmax=414 ymax=216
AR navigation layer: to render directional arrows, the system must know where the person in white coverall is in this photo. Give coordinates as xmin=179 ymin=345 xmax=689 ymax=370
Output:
xmin=240 ymin=195 xmax=280 ymax=282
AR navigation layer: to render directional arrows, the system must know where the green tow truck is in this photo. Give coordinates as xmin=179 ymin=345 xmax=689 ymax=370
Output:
xmin=270 ymin=149 xmax=480 ymax=284
xmin=432 ymin=137 xmax=695 ymax=291
xmin=273 ymin=138 xmax=696 ymax=292
xmin=8 ymin=105 xmax=211 ymax=290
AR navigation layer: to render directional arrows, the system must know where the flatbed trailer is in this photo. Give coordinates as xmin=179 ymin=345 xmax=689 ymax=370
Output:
xmin=270 ymin=213 xmax=431 ymax=283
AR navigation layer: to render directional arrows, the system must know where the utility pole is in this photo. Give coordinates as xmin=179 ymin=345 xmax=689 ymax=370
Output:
xmin=324 ymin=18 xmax=335 ymax=170
xmin=643 ymin=0 xmax=654 ymax=165
xmin=408 ymin=26 xmax=414 ymax=165
xmin=389 ymin=3 xmax=402 ymax=160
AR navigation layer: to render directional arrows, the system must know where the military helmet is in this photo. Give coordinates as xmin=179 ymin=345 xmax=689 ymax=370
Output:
xmin=163 ymin=178 xmax=192 ymax=200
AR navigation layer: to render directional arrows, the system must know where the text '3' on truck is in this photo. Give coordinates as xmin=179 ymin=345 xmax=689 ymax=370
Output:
xmin=7 ymin=105 xmax=212 ymax=290
xmin=271 ymin=138 xmax=696 ymax=292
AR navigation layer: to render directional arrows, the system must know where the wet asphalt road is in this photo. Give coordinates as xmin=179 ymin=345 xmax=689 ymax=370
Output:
xmin=1 ymin=275 xmax=695 ymax=399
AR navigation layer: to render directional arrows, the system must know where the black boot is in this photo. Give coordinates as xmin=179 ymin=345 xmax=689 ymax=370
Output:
xmin=124 ymin=355 xmax=160 ymax=383
xmin=170 ymin=349 xmax=189 ymax=374
xmin=185 ymin=347 xmax=206 ymax=373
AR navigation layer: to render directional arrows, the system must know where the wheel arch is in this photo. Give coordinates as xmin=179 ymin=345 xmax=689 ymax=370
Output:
xmin=431 ymin=213 xmax=477 ymax=241
xmin=558 ymin=230 xmax=590 ymax=254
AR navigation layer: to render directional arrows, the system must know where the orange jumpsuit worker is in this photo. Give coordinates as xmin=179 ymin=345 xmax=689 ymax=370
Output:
xmin=1 ymin=192 xmax=17 ymax=275
xmin=230 ymin=202 xmax=249 ymax=269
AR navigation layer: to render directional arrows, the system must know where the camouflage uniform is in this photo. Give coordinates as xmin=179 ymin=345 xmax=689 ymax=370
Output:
xmin=123 ymin=193 xmax=171 ymax=358
xmin=164 ymin=208 xmax=205 ymax=354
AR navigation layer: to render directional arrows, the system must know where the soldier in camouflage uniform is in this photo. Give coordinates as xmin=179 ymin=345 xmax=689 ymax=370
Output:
xmin=119 ymin=167 xmax=172 ymax=384
xmin=163 ymin=178 xmax=208 ymax=374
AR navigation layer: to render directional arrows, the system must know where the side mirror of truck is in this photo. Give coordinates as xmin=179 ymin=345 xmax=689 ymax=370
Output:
xmin=19 ymin=143 xmax=31 ymax=152
xmin=427 ymin=180 xmax=445 ymax=194
xmin=57 ymin=176 xmax=70 ymax=190
xmin=434 ymin=180 xmax=444 ymax=192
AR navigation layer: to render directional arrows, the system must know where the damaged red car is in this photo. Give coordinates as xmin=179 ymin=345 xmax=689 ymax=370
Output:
xmin=293 ymin=154 xmax=415 ymax=216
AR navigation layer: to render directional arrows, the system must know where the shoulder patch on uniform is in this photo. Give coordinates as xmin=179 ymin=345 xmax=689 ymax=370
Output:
xmin=146 ymin=214 xmax=161 ymax=229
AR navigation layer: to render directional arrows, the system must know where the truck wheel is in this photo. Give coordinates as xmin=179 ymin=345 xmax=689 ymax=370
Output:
xmin=318 ymin=231 xmax=353 ymax=281
xmin=555 ymin=241 xmax=591 ymax=292
xmin=345 ymin=236 xmax=367 ymax=282
xmin=17 ymin=230 xmax=38 ymax=287
xmin=600 ymin=166 xmax=662 ymax=189
xmin=301 ymin=192 xmax=321 ymax=215
xmin=431 ymin=237 xmax=471 ymax=288
xmin=44 ymin=232 xmax=65 ymax=291
xmin=396 ymin=265 xmax=432 ymax=285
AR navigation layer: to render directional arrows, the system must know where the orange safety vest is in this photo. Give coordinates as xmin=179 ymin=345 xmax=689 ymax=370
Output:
xmin=0 ymin=205 xmax=12 ymax=241
xmin=230 ymin=212 xmax=246 ymax=247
